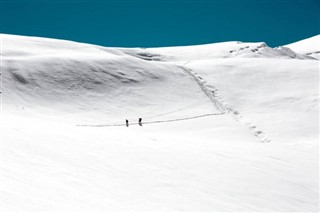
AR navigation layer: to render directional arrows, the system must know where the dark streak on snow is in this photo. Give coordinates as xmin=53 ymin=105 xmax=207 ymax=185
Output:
xmin=76 ymin=113 xmax=223 ymax=127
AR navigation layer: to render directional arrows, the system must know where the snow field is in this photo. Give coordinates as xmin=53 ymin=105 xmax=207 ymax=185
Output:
xmin=1 ymin=34 xmax=319 ymax=211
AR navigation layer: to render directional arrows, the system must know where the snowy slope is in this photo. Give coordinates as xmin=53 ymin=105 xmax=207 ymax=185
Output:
xmin=1 ymin=34 xmax=319 ymax=212
xmin=1 ymin=34 xmax=218 ymax=123
xmin=121 ymin=40 xmax=314 ymax=61
xmin=123 ymin=37 xmax=319 ymax=144
xmin=187 ymin=58 xmax=318 ymax=143
xmin=284 ymin=35 xmax=320 ymax=59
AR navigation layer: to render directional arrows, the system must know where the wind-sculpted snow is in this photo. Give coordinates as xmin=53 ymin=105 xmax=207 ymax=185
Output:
xmin=1 ymin=34 xmax=319 ymax=212
xmin=1 ymin=34 xmax=219 ymax=123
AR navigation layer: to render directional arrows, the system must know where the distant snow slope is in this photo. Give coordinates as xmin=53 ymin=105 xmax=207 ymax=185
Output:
xmin=121 ymin=40 xmax=314 ymax=61
xmin=285 ymin=35 xmax=320 ymax=59
xmin=1 ymin=34 xmax=319 ymax=212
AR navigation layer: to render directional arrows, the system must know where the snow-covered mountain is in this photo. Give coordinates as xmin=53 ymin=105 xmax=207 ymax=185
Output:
xmin=1 ymin=34 xmax=319 ymax=212
xmin=284 ymin=35 xmax=320 ymax=59
xmin=121 ymin=40 xmax=316 ymax=61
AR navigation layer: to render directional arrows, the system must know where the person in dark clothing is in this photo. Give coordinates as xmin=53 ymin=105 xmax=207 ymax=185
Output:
xmin=138 ymin=118 xmax=142 ymax=126
xmin=126 ymin=119 xmax=129 ymax=127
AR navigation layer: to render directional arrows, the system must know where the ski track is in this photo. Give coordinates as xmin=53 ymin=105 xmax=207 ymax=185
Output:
xmin=177 ymin=65 xmax=271 ymax=143
xmin=143 ymin=101 xmax=207 ymax=119
xmin=77 ymin=113 xmax=223 ymax=127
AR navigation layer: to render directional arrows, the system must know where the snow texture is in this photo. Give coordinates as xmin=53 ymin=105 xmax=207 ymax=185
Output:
xmin=284 ymin=35 xmax=320 ymax=59
xmin=1 ymin=33 xmax=319 ymax=212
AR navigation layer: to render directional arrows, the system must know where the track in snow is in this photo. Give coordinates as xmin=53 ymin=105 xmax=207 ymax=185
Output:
xmin=77 ymin=113 xmax=223 ymax=127
xmin=177 ymin=65 xmax=271 ymax=143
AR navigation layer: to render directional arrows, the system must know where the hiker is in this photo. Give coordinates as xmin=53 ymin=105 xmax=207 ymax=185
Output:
xmin=138 ymin=118 xmax=142 ymax=126
xmin=126 ymin=119 xmax=129 ymax=127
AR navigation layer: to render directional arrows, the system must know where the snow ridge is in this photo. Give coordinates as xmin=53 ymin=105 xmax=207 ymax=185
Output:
xmin=178 ymin=65 xmax=271 ymax=143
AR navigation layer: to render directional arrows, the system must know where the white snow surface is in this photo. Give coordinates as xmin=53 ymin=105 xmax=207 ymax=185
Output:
xmin=284 ymin=35 xmax=320 ymax=59
xmin=1 ymin=34 xmax=319 ymax=212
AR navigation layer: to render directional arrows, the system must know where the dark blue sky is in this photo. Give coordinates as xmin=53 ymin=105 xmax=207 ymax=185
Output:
xmin=1 ymin=0 xmax=319 ymax=47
